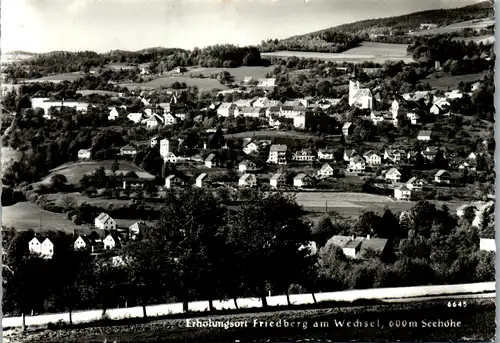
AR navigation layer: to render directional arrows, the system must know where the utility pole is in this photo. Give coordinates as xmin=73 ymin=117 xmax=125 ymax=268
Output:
xmin=325 ymin=201 xmax=328 ymax=214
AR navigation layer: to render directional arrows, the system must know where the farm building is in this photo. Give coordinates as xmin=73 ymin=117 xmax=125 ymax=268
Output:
xmin=95 ymin=213 xmax=117 ymax=231
xmin=205 ymin=153 xmax=218 ymax=168
xmin=325 ymin=235 xmax=388 ymax=260
xmin=196 ymin=173 xmax=208 ymax=188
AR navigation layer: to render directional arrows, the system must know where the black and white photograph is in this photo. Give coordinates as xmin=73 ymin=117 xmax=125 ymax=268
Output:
xmin=0 ymin=0 xmax=496 ymax=342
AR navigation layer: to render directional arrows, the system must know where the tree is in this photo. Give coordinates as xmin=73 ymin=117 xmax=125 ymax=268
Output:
xmin=111 ymin=160 xmax=120 ymax=174
xmin=59 ymin=195 xmax=77 ymax=213
xmin=50 ymin=173 xmax=68 ymax=191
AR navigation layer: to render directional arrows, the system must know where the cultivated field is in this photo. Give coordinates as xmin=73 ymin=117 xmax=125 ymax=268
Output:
xmin=261 ymin=42 xmax=412 ymax=64
xmin=121 ymin=76 xmax=229 ymax=91
xmin=76 ymin=90 xmax=120 ymax=96
xmin=22 ymin=73 xmax=83 ymax=83
xmin=37 ymin=160 xmax=151 ymax=186
xmin=185 ymin=66 xmax=275 ymax=82
xmin=422 ymin=72 xmax=487 ymax=90
xmin=1 ymin=202 xmax=80 ymax=232
xmin=224 ymin=130 xmax=318 ymax=140
xmin=409 ymin=17 xmax=495 ymax=36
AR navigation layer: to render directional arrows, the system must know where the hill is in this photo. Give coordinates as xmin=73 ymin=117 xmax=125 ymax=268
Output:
xmin=260 ymin=1 xmax=493 ymax=53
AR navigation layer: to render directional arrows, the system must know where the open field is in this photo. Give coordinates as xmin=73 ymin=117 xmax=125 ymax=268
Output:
xmin=22 ymin=73 xmax=83 ymax=83
xmin=1 ymin=202 xmax=80 ymax=232
xmin=261 ymin=42 xmax=412 ymax=64
xmin=452 ymin=34 xmax=495 ymax=44
xmin=409 ymin=17 xmax=495 ymax=36
xmin=120 ymin=76 xmax=229 ymax=91
xmin=224 ymin=130 xmax=318 ymax=140
xmin=185 ymin=66 xmax=275 ymax=82
xmin=5 ymin=296 xmax=494 ymax=343
xmin=422 ymin=72 xmax=487 ymax=90
xmin=76 ymin=90 xmax=120 ymax=96
xmin=37 ymin=160 xmax=151 ymax=186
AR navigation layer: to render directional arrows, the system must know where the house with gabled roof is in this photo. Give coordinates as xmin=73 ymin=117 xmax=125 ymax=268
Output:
xmin=406 ymin=177 xmax=425 ymax=191
xmin=293 ymin=173 xmax=314 ymax=188
xmin=103 ymin=233 xmax=121 ymax=250
xmin=348 ymin=156 xmax=366 ymax=172
xmin=196 ymin=173 xmax=208 ymax=188
xmin=418 ymin=130 xmax=432 ymax=141
xmin=292 ymin=149 xmax=315 ymax=162
xmin=108 ymin=107 xmax=120 ymax=121
xmin=363 ymin=151 xmax=381 ymax=166
xmin=344 ymin=149 xmax=357 ymax=162
xmin=267 ymin=144 xmax=288 ymax=164
xmin=95 ymin=212 xmax=117 ymax=231
xmin=384 ymin=149 xmax=403 ymax=163
xmin=270 ymin=173 xmax=287 ymax=188
xmin=239 ymin=160 xmax=258 ymax=173
xmin=127 ymin=112 xmax=143 ymax=123
xmin=342 ymin=122 xmax=354 ymax=136
xmin=318 ymin=148 xmax=336 ymax=161
xmin=318 ymin=163 xmax=334 ymax=177
xmin=204 ymin=153 xmax=218 ymax=168
xmin=325 ymin=235 xmax=388 ymax=260
xmin=29 ymin=237 xmax=54 ymax=259
xmin=74 ymin=236 xmax=91 ymax=251
xmin=165 ymin=174 xmax=184 ymax=189
xmin=394 ymin=185 xmax=411 ymax=201
xmin=434 ymin=170 xmax=451 ymax=184
xmin=78 ymin=149 xmax=92 ymax=160
xmin=384 ymin=168 xmax=402 ymax=183
xmin=129 ymin=222 xmax=150 ymax=241
xmin=243 ymin=141 xmax=259 ymax=155
xmin=239 ymin=174 xmax=257 ymax=188
xmin=120 ymin=145 xmax=137 ymax=156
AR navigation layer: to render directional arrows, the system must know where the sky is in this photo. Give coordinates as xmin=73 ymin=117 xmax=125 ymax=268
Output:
xmin=1 ymin=0 xmax=484 ymax=53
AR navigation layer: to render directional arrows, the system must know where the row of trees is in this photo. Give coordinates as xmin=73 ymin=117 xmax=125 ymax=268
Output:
xmin=2 ymin=190 xmax=494 ymax=320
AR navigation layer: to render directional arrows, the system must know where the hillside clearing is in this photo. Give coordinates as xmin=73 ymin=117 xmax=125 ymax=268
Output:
xmin=422 ymin=72 xmax=487 ymax=90
xmin=22 ymin=73 xmax=83 ymax=82
xmin=452 ymin=34 xmax=495 ymax=44
xmin=121 ymin=76 xmax=229 ymax=91
xmin=261 ymin=41 xmax=412 ymax=64
xmin=185 ymin=66 xmax=274 ymax=82
xmin=409 ymin=17 xmax=495 ymax=36
xmin=76 ymin=90 xmax=120 ymax=96
xmin=224 ymin=130 xmax=318 ymax=140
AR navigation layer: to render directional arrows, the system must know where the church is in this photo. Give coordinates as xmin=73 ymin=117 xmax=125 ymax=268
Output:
xmin=348 ymin=69 xmax=374 ymax=110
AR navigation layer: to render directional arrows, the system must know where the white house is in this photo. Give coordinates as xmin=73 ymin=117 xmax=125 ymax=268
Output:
xmin=349 ymin=80 xmax=373 ymax=109
xmin=348 ymin=156 xmax=366 ymax=172
xmin=103 ymin=234 xmax=120 ymax=250
xmin=165 ymin=174 xmax=183 ymax=189
xmin=142 ymin=114 xmax=164 ymax=129
xmin=342 ymin=122 xmax=354 ymax=136
xmin=217 ymin=102 xmax=238 ymax=117
xmin=318 ymin=163 xmax=334 ymax=177
xmin=406 ymin=177 xmax=425 ymax=191
xmin=163 ymin=152 xmax=178 ymax=163
xmin=120 ymin=145 xmax=137 ymax=156
xmin=108 ymin=107 xmax=119 ymax=121
xmin=240 ymin=107 xmax=265 ymax=118
xmin=293 ymin=173 xmax=314 ymax=188
xmin=29 ymin=237 xmax=42 ymax=255
xmin=239 ymin=160 xmax=257 ymax=172
xmin=151 ymin=136 xmax=159 ymax=147
xmin=239 ymin=174 xmax=257 ymax=188
xmin=384 ymin=168 xmax=402 ymax=183
xmin=318 ymin=149 xmax=335 ymax=161
xmin=160 ymin=139 xmax=171 ymax=159
xmin=480 ymin=238 xmax=496 ymax=252
xmin=196 ymin=173 xmax=208 ymax=188
xmin=243 ymin=142 xmax=259 ymax=155
xmin=78 ymin=149 xmax=91 ymax=160
xmin=270 ymin=173 xmax=287 ymax=188
xmin=294 ymin=115 xmax=306 ymax=129
xmin=417 ymin=130 xmax=432 ymax=141
xmin=267 ymin=144 xmax=287 ymax=164
xmin=384 ymin=149 xmax=403 ymax=163
xmin=127 ymin=112 xmax=143 ymax=123
xmin=343 ymin=149 xmax=357 ymax=162
xmin=29 ymin=237 xmax=54 ymax=259
xmin=394 ymin=185 xmax=411 ymax=201
xmin=95 ymin=212 xmax=117 ymax=230
xmin=363 ymin=151 xmax=381 ymax=166
xmin=175 ymin=113 xmax=186 ymax=121
xmin=256 ymin=78 xmax=277 ymax=88
xmin=292 ymin=150 xmax=315 ymax=162
xmin=269 ymin=118 xmax=281 ymax=129
xmin=430 ymin=98 xmax=451 ymax=115
xmin=74 ymin=236 xmax=89 ymax=250
xmin=205 ymin=153 xmax=218 ymax=168
xmin=163 ymin=113 xmax=177 ymax=126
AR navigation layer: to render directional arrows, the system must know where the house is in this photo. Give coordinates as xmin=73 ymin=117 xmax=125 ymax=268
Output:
xmin=343 ymin=149 xmax=357 ymax=162
xmin=204 ymin=153 xmax=218 ymax=168
xmin=173 ymin=66 xmax=187 ymax=74
xmin=94 ymin=212 xmax=117 ymax=231
xmin=256 ymin=78 xmax=276 ymax=88
xmin=163 ymin=152 xmax=178 ymax=163
xmin=243 ymin=141 xmax=259 ymax=155
xmin=195 ymin=173 xmax=208 ymax=188
xmin=417 ymin=130 xmax=432 ymax=141
xmin=479 ymin=238 xmax=496 ymax=252
xmin=142 ymin=114 xmax=164 ymax=129
xmin=318 ymin=149 xmax=336 ymax=161
xmin=394 ymin=185 xmax=411 ymax=201
xmin=234 ymin=99 xmax=256 ymax=108
xmin=266 ymin=105 xmax=281 ymax=117
xmin=349 ymin=156 xmax=366 ymax=172
xmin=253 ymin=97 xmax=272 ymax=108
xmin=293 ymin=115 xmax=306 ymax=129
xmin=430 ymin=98 xmax=451 ymax=115
xmin=293 ymin=173 xmax=314 ymax=188
xmin=325 ymin=235 xmax=388 ymax=260
xmin=318 ymin=163 xmax=335 ymax=177
xmin=269 ymin=117 xmax=281 ymax=129
xmin=292 ymin=150 xmax=315 ymax=162
xmin=73 ymin=236 xmax=90 ymax=251
xmin=270 ymin=173 xmax=287 ymax=188
xmin=175 ymin=113 xmax=186 ymax=121
xmin=468 ymin=152 xmax=477 ymax=160
xmin=78 ymin=149 xmax=92 ymax=160
xmin=279 ymin=104 xmax=307 ymax=118
xmin=108 ymin=107 xmax=119 ymax=120
xmin=349 ymin=80 xmax=373 ymax=109
xmin=363 ymin=151 xmax=381 ymax=166
xmin=384 ymin=149 xmax=403 ymax=163
xmin=406 ymin=177 xmax=425 ymax=191
xmin=239 ymin=174 xmax=257 ymax=188
xmin=342 ymin=122 xmax=354 ymax=136
xmin=217 ymin=102 xmax=237 ymax=117
xmin=103 ymin=233 xmax=121 ymax=250
xmin=444 ymin=90 xmax=463 ymax=100
xmin=144 ymin=108 xmax=153 ymax=117
xmin=267 ymin=144 xmax=288 ymax=164
xmin=120 ymin=145 xmax=137 ymax=156
xmin=165 ymin=174 xmax=184 ymax=189
xmin=240 ymin=107 xmax=265 ymax=118
xmin=38 ymin=99 xmax=90 ymax=113
xmin=422 ymin=146 xmax=439 ymax=161
xmin=127 ymin=112 xmax=143 ymax=123
xmin=370 ymin=111 xmax=385 ymax=125
xmin=384 ymin=168 xmax=402 ymax=183
xmin=434 ymin=170 xmax=451 ymax=184
xmin=239 ymin=160 xmax=258 ymax=172
xmin=29 ymin=237 xmax=54 ymax=258
xmin=160 ymin=139 xmax=171 ymax=158
xmin=420 ymin=23 xmax=438 ymax=29
xmin=129 ymin=222 xmax=150 ymax=241
xmin=163 ymin=113 xmax=177 ymax=126
xmin=458 ymin=160 xmax=477 ymax=171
